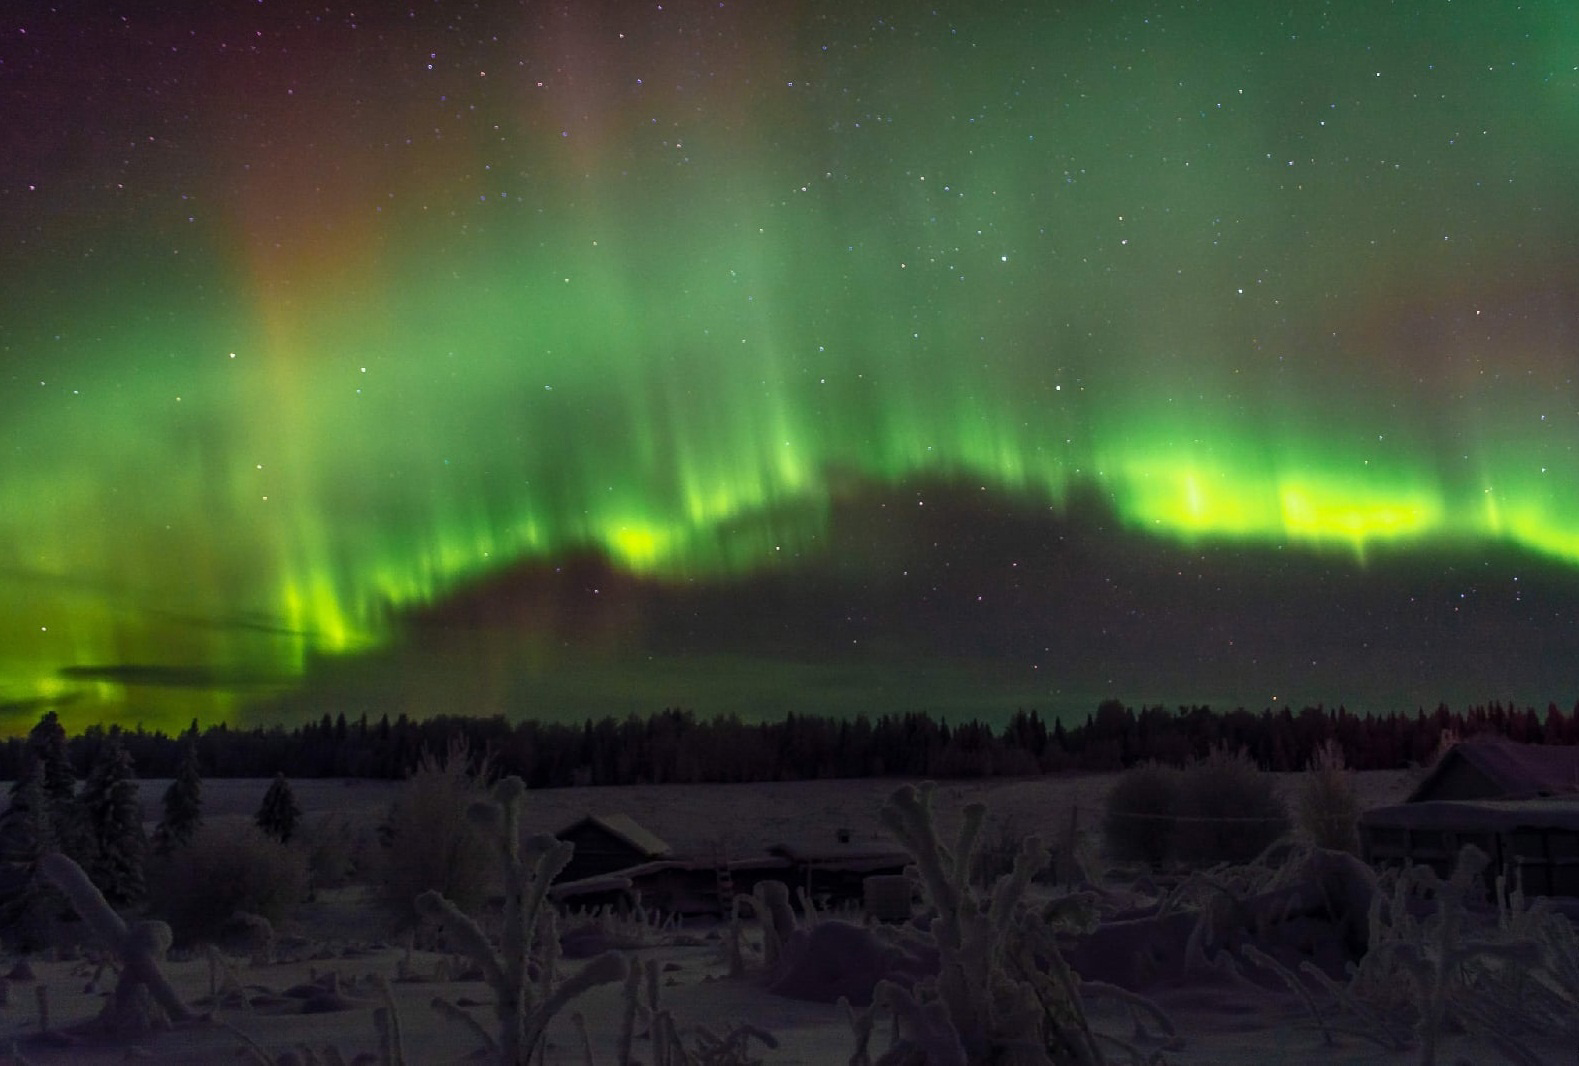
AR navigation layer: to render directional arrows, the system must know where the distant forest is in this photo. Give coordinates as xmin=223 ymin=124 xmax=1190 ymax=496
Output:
xmin=2 ymin=700 xmax=1575 ymax=786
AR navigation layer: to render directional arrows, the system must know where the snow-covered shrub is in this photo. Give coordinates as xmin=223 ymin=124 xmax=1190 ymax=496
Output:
xmin=768 ymin=918 xmax=937 ymax=1005
xmin=1044 ymin=803 xmax=1100 ymax=889
xmin=417 ymin=775 xmax=628 ymax=1065
xmin=1063 ymin=842 xmax=1376 ymax=998
xmin=376 ymin=737 xmax=496 ymax=930
xmin=1295 ymin=739 xmax=1360 ymax=854
xmin=1279 ymin=844 xmax=1579 ymax=1064
xmin=146 ymin=822 xmax=308 ymax=944
xmin=617 ymin=957 xmax=777 ymax=1066
xmin=1176 ymin=746 xmax=1288 ymax=864
xmin=865 ymin=782 xmax=1118 ymax=1065
xmin=300 ymin=811 xmax=372 ymax=893
xmin=1102 ymin=761 xmax=1183 ymax=867
xmin=39 ymin=851 xmax=194 ymax=1034
xmin=969 ymin=810 xmax=1028 ymax=885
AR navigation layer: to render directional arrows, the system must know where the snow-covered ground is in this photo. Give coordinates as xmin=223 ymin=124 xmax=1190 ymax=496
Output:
xmin=4 ymin=768 xmax=1569 ymax=1065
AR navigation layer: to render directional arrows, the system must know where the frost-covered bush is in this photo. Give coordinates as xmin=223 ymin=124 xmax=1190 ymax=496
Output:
xmin=1102 ymin=749 xmax=1289 ymax=868
xmin=1102 ymin=761 xmax=1183 ymax=867
xmin=376 ymin=737 xmax=495 ymax=930
xmin=969 ymin=810 xmax=1028 ymax=885
xmin=417 ymin=775 xmax=628 ymax=1065
xmin=1295 ymin=739 xmax=1360 ymax=854
xmin=1290 ymin=845 xmax=1579 ymax=1064
xmin=769 ymin=918 xmax=937 ymax=1006
xmin=864 ymin=782 xmax=1125 ymax=1065
xmin=300 ymin=811 xmax=374 ymax=893
xmin=146 ymin=822 xmax=308 ymax=944
xmin=1177 ymin=746 xmax=1289 ymax=864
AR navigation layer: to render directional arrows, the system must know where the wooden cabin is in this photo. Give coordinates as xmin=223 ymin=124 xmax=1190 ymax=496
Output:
xmin=1406 ymin=736 xmax=1579 ymax=803
xmin=1360 ymin=739 xmax=1579 ymax=896
xmin=554 ymin=813 xmax=672 ymax=884
xmin=1359 ymin=796 xmax=1579 ymax=897
xmin=549 ymin=855 xmax=792 ymax=916
xmin=548 ymin=824 xmax=911 ymax=917
xmin=766 ymin=833 xmax=910 ymax=905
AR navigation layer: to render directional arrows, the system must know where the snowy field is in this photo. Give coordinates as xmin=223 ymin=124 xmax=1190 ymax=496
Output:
xmin=2 ymin=768 xmax=1572 ymax=1065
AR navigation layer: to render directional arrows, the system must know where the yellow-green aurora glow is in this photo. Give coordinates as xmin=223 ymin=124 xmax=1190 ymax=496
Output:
xmin=2 ymin=1 xmax=1577 ymax=728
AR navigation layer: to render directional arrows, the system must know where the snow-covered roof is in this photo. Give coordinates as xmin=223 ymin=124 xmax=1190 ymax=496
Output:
xmin=549 ymin=855 xmax=792 ymax=900
xmin=557 ymin=812 xmax=672 ymax=858
xmin=1360 ymin=796 xmax=1579 ymax=833
xmin=767 ymin=838 xmax=910 ymax=867
xmin=1407 ymin=736 xmax=1579 ymax=802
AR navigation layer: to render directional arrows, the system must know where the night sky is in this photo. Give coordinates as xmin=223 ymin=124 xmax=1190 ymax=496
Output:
xmin=3 ymin=2 xmax=1577 ymax=734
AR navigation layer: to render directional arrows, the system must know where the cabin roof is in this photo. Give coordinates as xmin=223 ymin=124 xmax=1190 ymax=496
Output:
xmin=548 ymin=855 xmax=793 ymax=900
xmin=767 ymin=839 xmax=910 ymax=867
xmin=1408 ymin=736 xmax=1579 ymax=802
xmin=556 ymin=813 xmax=672 ymax=858
xmin=1360 ymin=796 xmax=1579 ymax=834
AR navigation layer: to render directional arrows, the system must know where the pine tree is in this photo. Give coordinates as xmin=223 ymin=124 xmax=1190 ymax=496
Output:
xmin=26 ymin=707 xmax=95 ymax=865
xmin=28 ymin=712 xmax=72 ymax=799
xmin=153 ymin=740 xmax=203 ymax=856
xmin=27 ymin=711 xmax=89 ymax=863
xmin=79 ymin=736 xmax=147 ymax=906
xmin=0 ymin=754 xmax=61 ymax=951
xmin=256 ymin=773 xmax=301 ymax=844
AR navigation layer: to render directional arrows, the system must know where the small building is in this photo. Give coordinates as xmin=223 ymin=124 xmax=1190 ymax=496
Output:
xmin=548 ymin=820 xmax=912 ymax=917
xmin=554 ymin=813 xmax=672 ymax=884
xmin=767 ymin=833 xmax=910 ymax=905
xmin=1406 ymin=736 xmax=1579 ymax=803
xmin=549 ymin=855 xmax=792 ymax=916
xmin=1362 ymin=738 xmax=1579 ymax=897
xmin=1359 ymin=796 xmax=1579 ymax=897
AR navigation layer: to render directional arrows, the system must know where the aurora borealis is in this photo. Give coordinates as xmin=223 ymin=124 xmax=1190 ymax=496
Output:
xmin=2 ymin=2 xmax=1577 ymax=732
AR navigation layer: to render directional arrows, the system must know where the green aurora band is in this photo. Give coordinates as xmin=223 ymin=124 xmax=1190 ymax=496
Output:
xmin=2 ymin=1 xmax=1577 ymax=728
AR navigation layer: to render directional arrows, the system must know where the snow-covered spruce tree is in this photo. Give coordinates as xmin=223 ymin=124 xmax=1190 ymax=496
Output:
xmin=0 ymin=753 xmax=63 ymax=952
xmin=152 ymin=739 xmax=203 ymax=856
xmin=255 ymin=772 xmax=302 ymax=845
xmin=80 ymin=735 xmax=148 ymax=906
xmin=27 ymin=711 xmax=91 ymax=863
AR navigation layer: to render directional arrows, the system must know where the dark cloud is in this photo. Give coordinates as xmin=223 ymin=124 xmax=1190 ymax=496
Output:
xmin=142 ymin=608 xmax=307 ymax=640
xmin=0 ymin=567 xmax=307 ymax=641
xmin=57 ymin=664 xmax=289 ymax=691
xmin=240 ymin=477 xmax=1579 ymax=727
xmin=0 ymin=692 xmax=83 ymax=724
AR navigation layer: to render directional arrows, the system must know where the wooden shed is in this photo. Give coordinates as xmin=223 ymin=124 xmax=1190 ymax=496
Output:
xmin=1359 ymin=796 xmax=1579 ymax=897
xmin=549 ymin=855 xmax=792 ymax=916
xmin=554 ymin=813 xmax=672 ymax=884
xmin=1406 ymin=736 xmax=1579 ymax=803
xmin=767 ymin=835 xmax=910 ymax=905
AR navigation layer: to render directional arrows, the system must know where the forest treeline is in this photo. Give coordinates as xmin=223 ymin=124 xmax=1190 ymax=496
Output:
xmin=2 ymin=698 xmax=1575 ymax=786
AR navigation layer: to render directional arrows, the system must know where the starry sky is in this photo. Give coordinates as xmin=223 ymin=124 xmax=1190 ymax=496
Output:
xmin=2 ymin=1 xmax=1577 ymax=734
